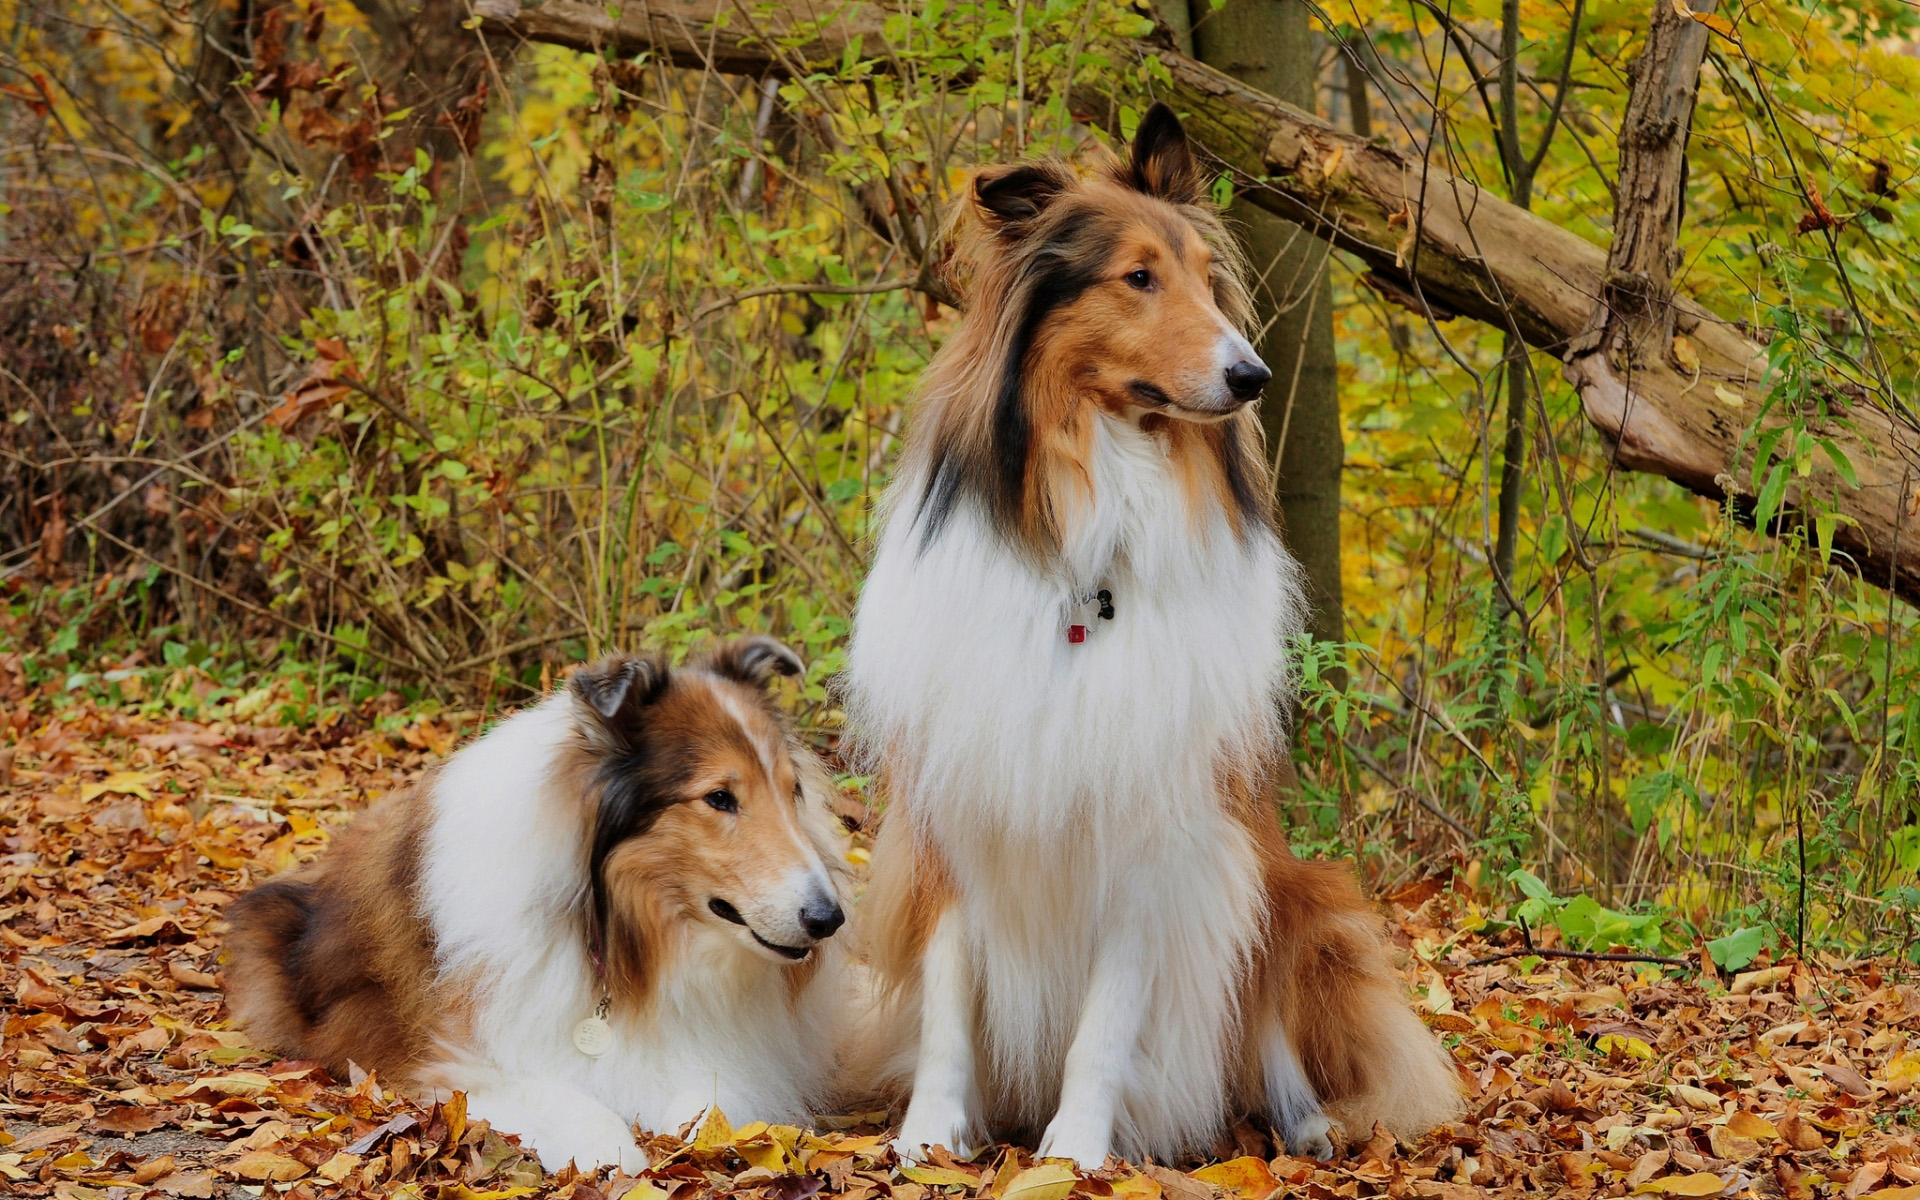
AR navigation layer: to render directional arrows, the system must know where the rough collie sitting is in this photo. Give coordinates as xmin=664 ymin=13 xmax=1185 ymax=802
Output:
xmin=224 ymin=639 xmax=848 ymax=1172
xmin=843 ymin=105 xmax=1461 ymax=1167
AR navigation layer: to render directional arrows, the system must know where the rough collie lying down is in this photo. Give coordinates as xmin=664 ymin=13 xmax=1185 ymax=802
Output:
xmin=844 ymin=105 xmax=1462 ymax=1167
xmin=224 ymin=639 xmax=848 ymax=1173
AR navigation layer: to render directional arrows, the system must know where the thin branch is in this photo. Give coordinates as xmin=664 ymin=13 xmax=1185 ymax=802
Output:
xmin=689 ymin=276 xmax=918 ymax=323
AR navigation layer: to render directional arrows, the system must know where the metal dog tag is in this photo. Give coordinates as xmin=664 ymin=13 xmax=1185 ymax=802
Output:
xmin=573 ymin=994 xmax=614 ymax=1057
xmin=573 ymin=1014 xmax=613 ymax=1057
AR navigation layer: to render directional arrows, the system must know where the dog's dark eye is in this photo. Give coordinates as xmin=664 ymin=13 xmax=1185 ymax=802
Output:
xmin=1125 ymin=268 xmax=1152 ymax=290
xmin=705 ymin=789 xmax=739 ymax=813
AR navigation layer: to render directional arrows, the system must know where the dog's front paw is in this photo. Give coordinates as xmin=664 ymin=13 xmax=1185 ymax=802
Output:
xmin=891 ymin=1098 xmax=974 ymax=1164
xmin=1036 ymin=1112 xmax=1112 ymax=1171
xmin=1284 ymin=1111 xmax=1335 ymax=1160
xmin=522 ymin=1112 xmax=650 ymax=1174
xmin=468 ymin=1086 xmax=648 ymax=1174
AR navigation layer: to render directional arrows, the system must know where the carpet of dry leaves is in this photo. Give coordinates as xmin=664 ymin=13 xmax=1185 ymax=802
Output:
xmin=4 ymin=700 xmax=1920 ymax=1200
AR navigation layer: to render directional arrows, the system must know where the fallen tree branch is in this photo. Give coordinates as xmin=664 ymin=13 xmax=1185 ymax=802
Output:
xmin=472 ymin=0 xmax=1920 ymax=607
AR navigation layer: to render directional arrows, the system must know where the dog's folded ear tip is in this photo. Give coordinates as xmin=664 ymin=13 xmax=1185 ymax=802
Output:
xmin=710 ymin=635 xmax=806 ymax=687
xmin=569 ymin=653 xmax=668 ymax=725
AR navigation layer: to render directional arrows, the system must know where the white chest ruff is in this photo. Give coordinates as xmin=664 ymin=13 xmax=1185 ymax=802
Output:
xmin=847 ymin=422 xmax=1304 ymax=842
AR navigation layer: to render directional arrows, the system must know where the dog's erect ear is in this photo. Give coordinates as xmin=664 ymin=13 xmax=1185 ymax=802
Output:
xmin=708 ymin=635 xmax=804 ymax=689
xmin=973 ymin=162 xmax=1074 ymax=227
xmin=569 ymin=655 xmax=668 ymax=746
xmin=1129 ymin=102 xmax=1204 ymax=204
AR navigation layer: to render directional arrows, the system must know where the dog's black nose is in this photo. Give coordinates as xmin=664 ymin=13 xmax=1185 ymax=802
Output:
xmin=1224 ymin=359 xmax=1271 ymax=401
xmin=800 ymin=898 xmax=845 ymax=940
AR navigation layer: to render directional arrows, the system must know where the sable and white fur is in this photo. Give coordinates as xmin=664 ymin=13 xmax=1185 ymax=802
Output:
xmin=225 ymin=639 xmax=849 ymax=1173
xmin=844 ymin=106 xmax=1462 ymax=1167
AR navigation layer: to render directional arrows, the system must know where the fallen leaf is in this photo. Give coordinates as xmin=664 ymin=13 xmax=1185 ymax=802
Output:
xmin=344 ymin=1113 xmax=419 ymax=1154
xmin=1779 ymin=1109 xmax=1825 ymax=1151
xmin=90 ymin=1107 xmax=168 ymax=1135
xmin=1882 ymin=1050 xmax=1920 ymax=1091
xmin=1109 ymin=1172 xmax=1163 ymax=1200
xmin=1627 ymin=1150 xmax=1670 ymax=1188
xmin=899 ymin=1165 xmax=978 ymax=1188
xmin=1190 ymin=1156 xmax=1278 ymax=1200
xmin=1731 ymin=965 xmax=1792 ymax=995
xmin=691 ymin=1106 xmax=734 ymax=1154
xmin=101 ymin=915 xmax=188 ymax=943
xmin=316 ymin=1152 xmax=361 ymax=1184
xmin=131 ymin=1155 xmax=177 ymax=1185
xmin=1848 ymin=1160 xmax=1890 ymax=1198
xmin=227 ymin=1151 xmax=309 ymax=1182
xmin=168 ymin=960 xmax=218 ymax=989
xmin=80 ymin=771 xmax=157 ymax=802
xmin=1001 ymin=1164 xmax=1078 ymax=1200
xmin=1671 ymin=336 xmax=1699 ymax=374
xmin=1632 ymin=1172 xmax=1730 ymax=1196
xmin=1598 ymin=1033 xmax=1656 ymax=1060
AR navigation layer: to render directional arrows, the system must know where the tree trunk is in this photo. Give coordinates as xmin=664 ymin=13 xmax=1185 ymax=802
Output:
xmin=1190 ymin=0 xmax=1344 ymax=650
xmin=473 ymin=0 xmax=1920 ymax=608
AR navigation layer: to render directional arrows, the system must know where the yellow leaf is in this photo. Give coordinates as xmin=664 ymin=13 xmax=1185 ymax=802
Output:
xmin=1725 ymin=1110 xmax=1776 ymax=1139
xmin=1712 ymin=384 xmax=1745 ymax=409
xmin=691 ymin=1106 xmax=733 ymax=1153
xmin=1002 ymin=1163 xmax=1078 ymax=1200
xmin=735 ymin=1123 xmax=798 ymax=1173
xmin=82 ymin=772 xmax=157 ymax=802
xmin=1866 ymin=1188 xmax=1920 ymax=1200
xmin=1109 ymin=1174 xmax=1162 ymax=1200
xmin=445 ymin=1091 xmax=467 ymax=1146
xmin=196 ymin=839 xmax=251 ymax=869
xmin=1693 ymin=11 xmax=1736 ymax=39
xmin=1633 ymin=1172 xmax=1729 ymax=1197
xmin=1671 ymin=336 xmax=1699 ymax=374
xmin=453 ymin=1189 xmax=539 ymax=1200
xmin=1883 ymin=1049 xmax=1920 ymax=1090
xmin=197 ymin=1073 xmax=272 ymax=1097
xmin=1597 ymin=1034 xmax=1655 ymax=1060
xmin=227 ymin=1152 xmax=308 ymax=1182
xmin=1731 ymin=965 xmax=1791 ymax=995
xmin=316 ymin=1153 xmax=361 ymax=1184
xmin=899 ymin=1165 xmax=979 ymax=1188
xmin=1190 ymin=1156 xmax=1279 ymax=1200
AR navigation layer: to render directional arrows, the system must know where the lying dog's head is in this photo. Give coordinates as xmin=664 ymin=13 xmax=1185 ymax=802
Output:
xmin=565 ymin=638 xmax=845 ymax=998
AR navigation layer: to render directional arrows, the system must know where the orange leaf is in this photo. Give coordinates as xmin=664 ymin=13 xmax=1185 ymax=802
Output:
xmin=1190 ymin=1156 xmax=1279 ymax=1200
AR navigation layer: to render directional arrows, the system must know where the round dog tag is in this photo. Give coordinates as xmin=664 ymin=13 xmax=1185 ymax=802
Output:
xmin=572 ymin=1014 xmax=614 ymax=1057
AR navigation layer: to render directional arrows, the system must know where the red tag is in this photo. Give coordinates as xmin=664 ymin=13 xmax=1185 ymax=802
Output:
xmin=1067 ymin=624 xmax=1087 ymax=643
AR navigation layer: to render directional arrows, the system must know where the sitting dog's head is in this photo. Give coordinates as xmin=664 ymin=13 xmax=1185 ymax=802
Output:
xmin=566 ymin=638 xmax=845 ymax=996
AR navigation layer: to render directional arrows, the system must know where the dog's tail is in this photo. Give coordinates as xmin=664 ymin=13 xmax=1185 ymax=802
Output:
xmin=223 ymin=874 xmax=324 ymax=1055
xmin=1262 ymin=859 xmax=1466 ymax=1143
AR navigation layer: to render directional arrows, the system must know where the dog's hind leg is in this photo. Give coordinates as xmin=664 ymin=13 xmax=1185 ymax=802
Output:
xmin=1257 ymin=1019 xmax=1334 ymax=1159
xmin=892 ymin=910 xmax=979 ymax=1163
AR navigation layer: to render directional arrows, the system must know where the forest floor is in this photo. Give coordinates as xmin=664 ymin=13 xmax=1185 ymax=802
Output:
xmin=3 ymin=699 xmax=1919 ymax=1200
